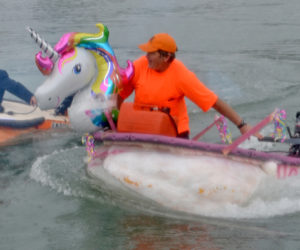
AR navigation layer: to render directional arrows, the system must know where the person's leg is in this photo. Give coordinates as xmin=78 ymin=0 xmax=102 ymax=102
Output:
xmin=0 ymin=88 xmax=5 ymax=105
xmin=0 ymin=70 xmax=33 ymax=104
xmin=0 ymin=70 xmax=9 ymax=111
xmin=54 ymin=95 xmax=74 ymax=115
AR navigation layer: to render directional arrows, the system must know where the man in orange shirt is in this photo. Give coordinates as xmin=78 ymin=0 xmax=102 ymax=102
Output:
xmin=118 ymin=33 xmax=251 ymax=138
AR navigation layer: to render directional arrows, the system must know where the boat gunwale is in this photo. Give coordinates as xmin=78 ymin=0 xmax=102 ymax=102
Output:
xmin=93 ymin=131 xmax=300 ymax=166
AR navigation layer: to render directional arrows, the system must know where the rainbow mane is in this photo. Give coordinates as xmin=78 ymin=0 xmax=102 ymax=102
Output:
xmin=54 ymin=23 xmax=120 ymax=97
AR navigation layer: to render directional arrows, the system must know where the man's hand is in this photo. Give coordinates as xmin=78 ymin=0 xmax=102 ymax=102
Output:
xmin=239 ymin=124 xmax=263 ymax=139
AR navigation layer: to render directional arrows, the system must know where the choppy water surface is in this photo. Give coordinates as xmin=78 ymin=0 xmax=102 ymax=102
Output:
xmin=1 ymin=0 xmax=300 ymax=249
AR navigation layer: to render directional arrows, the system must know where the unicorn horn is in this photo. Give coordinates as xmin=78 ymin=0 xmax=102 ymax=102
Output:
xmin=26 ymin=26 xmax=59 ymax=62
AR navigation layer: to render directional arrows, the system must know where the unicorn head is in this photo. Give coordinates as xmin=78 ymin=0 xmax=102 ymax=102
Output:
xmin=29 ymin=23 xmax=134 ymax=132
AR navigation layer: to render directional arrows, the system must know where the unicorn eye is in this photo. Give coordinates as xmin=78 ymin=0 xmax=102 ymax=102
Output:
xmin=73 ymin=64 xmax=81 ymax=74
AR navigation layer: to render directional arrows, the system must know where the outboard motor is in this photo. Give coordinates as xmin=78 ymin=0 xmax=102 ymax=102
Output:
xmin=288 ymin=112 xmax=300 ymax=156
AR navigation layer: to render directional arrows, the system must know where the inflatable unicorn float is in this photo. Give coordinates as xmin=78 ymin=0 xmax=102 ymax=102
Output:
xmin=27 ymin=23 xmax=133 ymax=132
xmin=27 ymin=23 xmax=300 ymax=215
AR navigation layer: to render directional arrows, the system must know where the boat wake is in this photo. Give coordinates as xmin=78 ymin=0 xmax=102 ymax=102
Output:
xmin=29 ymin=147 xmax=93 ymax=198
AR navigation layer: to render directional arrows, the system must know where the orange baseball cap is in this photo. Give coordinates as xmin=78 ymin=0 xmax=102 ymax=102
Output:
xmin=139 ymin=33 xmax=177 ymax=53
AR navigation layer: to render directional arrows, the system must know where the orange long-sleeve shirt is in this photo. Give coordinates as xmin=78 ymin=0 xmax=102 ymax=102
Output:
xmin=119 ymin=56 xmax=218 ymax=134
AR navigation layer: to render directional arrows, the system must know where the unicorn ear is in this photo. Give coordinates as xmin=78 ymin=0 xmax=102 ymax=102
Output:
xmin=26 ymin=26 xmax=59 ymax=62
xmin=95 ymin=23 xmax=105 ymax=33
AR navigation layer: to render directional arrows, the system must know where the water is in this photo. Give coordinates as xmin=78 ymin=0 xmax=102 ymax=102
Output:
xmin=1 ymin=0 xmax=300 ymax=249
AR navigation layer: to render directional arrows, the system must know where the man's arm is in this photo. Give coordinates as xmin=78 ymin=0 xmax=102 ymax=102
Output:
xmin=213 ymin=98 xmax=261 ymax=137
